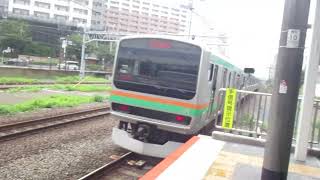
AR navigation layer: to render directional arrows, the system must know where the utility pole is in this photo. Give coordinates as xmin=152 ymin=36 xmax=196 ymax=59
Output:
xmin=261 ymin=0 xmax=310 ymax=180
xmin=187 ymin=0 xmax=194 ymax=39
xmin=80 ymin=31 xmax=86 ymax=79
xmin=295 ymin=0 xmax=320 ymax=161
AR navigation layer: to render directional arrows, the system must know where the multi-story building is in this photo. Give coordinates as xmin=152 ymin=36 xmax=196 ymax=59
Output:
xmin=7 ymin=0 xmax=104 ymax=29
xmin=0 ymin=0 xmax=9 ymax=18
xmin=104 ymin=0 xmax=190 ymax=34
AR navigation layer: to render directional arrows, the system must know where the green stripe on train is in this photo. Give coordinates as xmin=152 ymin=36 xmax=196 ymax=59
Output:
xmin=110 ymin=95 xmax=207 ymax=117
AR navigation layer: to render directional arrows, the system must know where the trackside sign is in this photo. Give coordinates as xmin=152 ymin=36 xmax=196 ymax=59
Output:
xmin=222 ymin=88 xmax=237 ymax=129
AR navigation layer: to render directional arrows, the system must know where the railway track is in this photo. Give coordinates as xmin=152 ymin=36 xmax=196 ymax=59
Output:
xmin=78 ymin=152 xmax=162 ymax=180
xmin=0 ymin=107 xmax=110 ymax=142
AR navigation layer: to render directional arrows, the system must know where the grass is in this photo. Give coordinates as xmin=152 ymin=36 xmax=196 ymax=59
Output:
xmin=55 ymin=76 xmax=108 ymax=83
xmin=52 ymin=84 xmax=112 ymax=92
xmin=7 ymin=86 xmax=44 ymax=93
xmin=0 ymin=94 xmax=108 ymax=115
xmin=0 ymin=77 xmax=39 ymax=84
xmin=0 ymin=75 xmax=108 ymax=84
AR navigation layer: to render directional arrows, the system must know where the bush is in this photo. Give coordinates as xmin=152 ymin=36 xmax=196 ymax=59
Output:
xmin=93 ymin=95 xmax=104 ymax=102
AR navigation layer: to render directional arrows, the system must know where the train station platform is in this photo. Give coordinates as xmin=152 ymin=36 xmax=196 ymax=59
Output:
xmin=140 ymin=135 xmax=320 ymax=180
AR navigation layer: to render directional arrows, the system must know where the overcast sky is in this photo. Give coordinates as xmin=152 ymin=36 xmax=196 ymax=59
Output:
xmin=191 ymin=0 xmax=285 ymax=79
xmin=164 ymin=0 xmax=316 ymax=79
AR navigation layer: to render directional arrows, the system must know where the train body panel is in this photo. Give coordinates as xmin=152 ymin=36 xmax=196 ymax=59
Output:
xmin=110 ymin=35 xmax=260 ymax=157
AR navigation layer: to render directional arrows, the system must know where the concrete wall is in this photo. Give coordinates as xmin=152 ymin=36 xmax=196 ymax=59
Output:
xmin=0 ymin=66 xmax=110 ymax=78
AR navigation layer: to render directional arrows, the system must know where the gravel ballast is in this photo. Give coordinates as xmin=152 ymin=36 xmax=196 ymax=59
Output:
xmin=0 ymin=115 xmax=125 ymax=180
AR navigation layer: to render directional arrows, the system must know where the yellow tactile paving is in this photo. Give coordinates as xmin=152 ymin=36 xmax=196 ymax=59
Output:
xmin=203 ymin=151 xmax=320 ymax=180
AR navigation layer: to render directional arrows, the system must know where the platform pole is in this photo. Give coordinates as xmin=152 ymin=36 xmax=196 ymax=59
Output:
xmin=80 ymin=32 xmax=86 ymax=79
xmin=261 ymin=0 xmax=310 ymax=180
xmin=294 ymin=0 xmax=320 ymax=161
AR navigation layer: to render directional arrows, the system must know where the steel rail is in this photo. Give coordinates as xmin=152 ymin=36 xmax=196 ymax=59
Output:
xmin=0 ymin=107 xmax=110 ymax=142
xmin=78 ymin=152 xmax=134 ymax=180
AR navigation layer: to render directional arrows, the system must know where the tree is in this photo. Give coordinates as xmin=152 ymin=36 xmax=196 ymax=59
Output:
xmin=0 ymin=19 xmax=31 ymax=41
xmin=0 ymin=19 xmax=32 ymax=56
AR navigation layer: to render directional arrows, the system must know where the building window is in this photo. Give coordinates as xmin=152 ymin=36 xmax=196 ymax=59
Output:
xmin=171 ymin=8 xmax=179 ymax=12
xmin=122 ymin=3 xmax=129 ymax=7
xmin=133 ymin=0 xmax=140 ymax=3
xmin=34 ymin=11 xmax=49 ymax=18
xmin=54 ymin=14 xmax=68 ymax=21
xmin=34 ymin=1 xmax=50 ymax=9
xmin=121 ymin=8 xmax=129 ymax=12
xmin=73 ymin=17 xmax=87 ymax=24
xmin=110 ymin=1 xmax=119 ymax=5
xmin=152 ymin=9 xmax=158 ymax=13
xmin=161 ymin=11 xmax=168 ymax=14
xmin=142 ymin=7 xmax=148 ymax=10
xmin=74 ymin=8 xmax=88 ymax=15
xmin=55 ymin=5 xmax=69 ymax=12
xmin=172 ymin=13 xmax=179 ymax=17
xmin=110 ymin=6 xmax=119 ymax=10
xmin=132 ymin=10 xmax=139 ymax=14
xmin=12 ymin=8 xmax=29 ymax=15
xmin=132 ymin=5 xmax=139 ymax=9
xmin=142 ymin=2 xmax=150 ymax=5
xmin=13 ymin=0 xmax=30 ymax=5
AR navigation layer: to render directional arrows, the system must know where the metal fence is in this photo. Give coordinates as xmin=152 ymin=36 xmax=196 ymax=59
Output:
xmin=215 ymin=88 xmax=320 ymax=151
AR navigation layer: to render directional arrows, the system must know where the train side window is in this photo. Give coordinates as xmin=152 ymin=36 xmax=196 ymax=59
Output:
xmin=222 ymin=69 xmax=228 ymax=88
xmin=212 ymin=65 xmax=219 ymax=91
xmin=208 ymin=63 xmax=214 ymax=81
xmin=227 ymin=71 xmax=232 ymax=87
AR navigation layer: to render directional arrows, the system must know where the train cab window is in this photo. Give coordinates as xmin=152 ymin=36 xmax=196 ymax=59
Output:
xmin=114 ymin=38 xmax=202 ymax=100
xmin=208 ymin=63 xmax=214 ymax=81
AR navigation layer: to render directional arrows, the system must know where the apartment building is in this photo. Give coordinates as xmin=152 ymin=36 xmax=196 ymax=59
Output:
xmin=0 ymin=0 xmax=9 ymax=18
xmin=7 ymin=0 xmax=104 ymax=29
xmin=104 ymin=0 xmax=190 ymax=34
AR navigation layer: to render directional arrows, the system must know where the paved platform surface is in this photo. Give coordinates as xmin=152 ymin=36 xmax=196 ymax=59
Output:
xmin=140 ymin=135 xmax=320 ymax=180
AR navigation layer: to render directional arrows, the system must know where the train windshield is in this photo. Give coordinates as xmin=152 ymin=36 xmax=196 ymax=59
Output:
xmin=114 ymin=38 xmax=201 ymax=100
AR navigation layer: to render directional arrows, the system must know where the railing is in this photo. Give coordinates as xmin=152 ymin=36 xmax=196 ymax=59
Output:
xmin=214 ymin=88 xmax=320 ymax=151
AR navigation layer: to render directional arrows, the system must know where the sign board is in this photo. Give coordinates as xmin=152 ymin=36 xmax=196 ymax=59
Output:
xmin=286 ymin=29 xmax=300 ymax=48
xmin=244 ymin=68 xmax=255 ymax=74
xmin=222 ymin=88 xmax=237 ymax=129
xmin=279 ymin=80 xmax=288 ymax=94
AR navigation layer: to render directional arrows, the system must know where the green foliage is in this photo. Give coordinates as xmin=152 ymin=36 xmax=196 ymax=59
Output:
xmin=0 ymin=95 xmax=98 ymax=115
xmin=0 ymin=20 xmax=31 ymax=41
xmin=23 ymin=42 xmax=56 ymax=57
xmin=0 ymin=20 xmax=31 ymax=56
xmin=239 ymin=114 xmax=254 ymax=128
xmin=0 ymin=20 xmax=56 ymax=57
xmin=93 ymin=95 xmax=108 ymax=102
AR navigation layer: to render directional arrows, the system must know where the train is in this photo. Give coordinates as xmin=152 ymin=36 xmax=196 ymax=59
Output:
xmin=110 ymin=35 xmax=259 ymax=158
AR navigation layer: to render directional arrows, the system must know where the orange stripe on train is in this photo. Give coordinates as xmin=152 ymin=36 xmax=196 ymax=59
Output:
xmin=111 ymin=90 xmax=209 ymax=109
